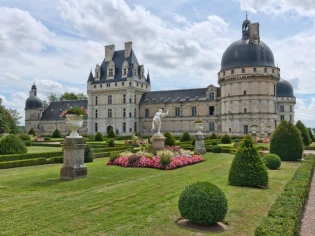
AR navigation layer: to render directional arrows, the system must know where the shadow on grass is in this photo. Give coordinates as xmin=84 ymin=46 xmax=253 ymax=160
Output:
xmin=31 ymin=178 xmax=63 ymax=187
xmin=176 ymin=218 xmax=227 ymax=233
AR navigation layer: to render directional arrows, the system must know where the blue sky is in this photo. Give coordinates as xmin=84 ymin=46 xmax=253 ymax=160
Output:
xmin=0 ymin=0 xmax=315 ymax=128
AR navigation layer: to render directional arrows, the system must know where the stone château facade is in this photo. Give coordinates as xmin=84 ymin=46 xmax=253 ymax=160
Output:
xmin=25 ymin=17 xmax=296 ymax=137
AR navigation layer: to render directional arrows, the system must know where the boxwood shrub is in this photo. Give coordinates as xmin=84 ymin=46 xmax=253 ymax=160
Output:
xmin=108 ymin=140 xmax=116 ymax=147
xmin=180 ymin=132 xmax=192 ymax=142
xmin=84 ymin=145 xmax=94 ymax=163
xmin=19 ymin=134 xmax=31 ymax=141
xmin=164 ymin=132 xmax=176 ymax=146
xmin=178 ymin=182 xmax=228 ymax=225
xmin=94 ymin=132 xmax=104 ymax=142
xmin=262 ymin=154 xmax=281 ymax=170
xmin=212 ymin=145 xmax=222 ymax=153
xmin=28 ymin=128 xmax=36 ymax=136
xmin=221 ymin=134 xmax=231 ymax=144
xmin=209 ymin=133 xmax=217 ymax=139
xmin=52 ymin=129 xmax=61 ymax=138
xmin=0 ymin=134 xmax=27 ymax=155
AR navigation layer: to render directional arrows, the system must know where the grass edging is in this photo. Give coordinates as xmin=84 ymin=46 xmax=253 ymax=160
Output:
xmin=254 ymin=154 xmax=315 ymax=235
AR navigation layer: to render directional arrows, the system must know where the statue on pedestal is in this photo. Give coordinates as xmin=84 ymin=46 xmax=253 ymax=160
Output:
xmin=151 ymin=109 xmax=168 ymax=134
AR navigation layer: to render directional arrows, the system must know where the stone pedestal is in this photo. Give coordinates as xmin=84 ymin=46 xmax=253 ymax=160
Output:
xmin=60 ymin=137 xmax=87 ymax=180
xmin=252 ymin=132 xmax=257 ymax=143
xmin=195 ymin=134 xmax=206 ymax=154
xmin=151 ymin=133 xmax=166 ymax=149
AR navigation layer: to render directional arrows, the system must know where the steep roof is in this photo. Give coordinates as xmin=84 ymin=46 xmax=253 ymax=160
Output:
xmin=41 ymin=100 xmax=87 ymax=121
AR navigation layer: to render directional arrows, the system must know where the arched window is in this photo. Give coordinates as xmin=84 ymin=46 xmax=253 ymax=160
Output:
xmin=209 ymin=92 xmax=215 ymax=100
xmin=109 ymin=68 xmax=113 ymax=76
xmin=123 ymin=68 xmax=127 ymax=75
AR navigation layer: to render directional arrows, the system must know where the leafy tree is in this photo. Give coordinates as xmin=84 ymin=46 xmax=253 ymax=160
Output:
xmin=228 ymin=135 xmax=268 ymax=188
xmin=295 ymin=120 xmax=311 ymax=146
xmin=270 ymin=121 xmax=303 ymax=161
xmin=77 ymin=93 xmax=87 ymax=100
xmin=62 ymin=92 xmax=79 ymax=100
xmin=308 ymin=128 xmax=315 ymax=142
xmin=0 ymin=99 xmax=23 ymax=134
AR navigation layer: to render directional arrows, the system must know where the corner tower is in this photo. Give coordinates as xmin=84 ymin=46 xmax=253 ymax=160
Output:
xmin=218 ymin=17 xmax=280 ymax=135
xmin=25 ymin=83 xmax=43 ymax=134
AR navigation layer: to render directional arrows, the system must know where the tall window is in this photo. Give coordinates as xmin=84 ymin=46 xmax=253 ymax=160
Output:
xmin=243 ymin=90 xmax=246 ymax=95
xmin=95 ymin=96 xmax=98 ymax=105
xmin=134 ymin=94 xmax=137 ymax=103
xmin=192 ymin=107 xmax=197 ymax=116
xmin=264 ymin=68 xmax=267 ymax=73
xmin=95 ymin=109 xmax=98 ymax=118
xmin=129 ymin=112 xmax=132 ymax=117
xmin=209 ymin=122 xmax=215 ymax=132
xmin=123 ymin=108 xmax=126 ymax=118
xmin=209 ymin=92 xmax=215 ymax=100
xmin=175 ymin=107 xmax=180 ymax=117
xmin=134 ymin=69 xmax=137 ymax=76
xmin=123 ymin=68 xmax=127 ymax=75
xmin=209 ymin=106 xmax=214 ymax=116
xmin=123 ymin=94 xmax=126 ymax=104
xmin=242 ymin=68 xmax=245 ymax=73
xmin=253 ymin=68 xmax=257 ymax=72
xmin=95 ymin=123 xmax=98 ymax=132
xmin=280 ymin=105 xmax=284 ymax=112
xmin=290 ymin=105 xmax=293 ymax=112
xmin=280 ymin=115 xmax=285 ymax=121
xmin=109 ymin=68 xmax=113 ymax=76
xmin=290 ymin=115 xmax=292 ymax=121
xmin=108 ymin=95 xmax=112 ymax=104
xmin=145 ymin=109 xmax=149 ymax=118
xmin=231 ymin=69 xmax=234 ymax=74
xmin=108 ymin=109 xmax=112 ymax=118
xmin=123 ymin=122 xmax=126 ymax=132
xmin=129 ymin=98 xmax=132 ymax=103
xmin=134 ymin=108 xmax=136 ymax=117
xmin=244 ymin=109 xmax=247 ymax=113
xmin=134 ymin=122 xmax=137 ymax=132
xmin=244 ymin=125 xmax=248 ymax=134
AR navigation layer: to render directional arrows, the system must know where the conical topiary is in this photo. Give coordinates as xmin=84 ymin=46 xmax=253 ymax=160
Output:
xmin=94 ymin=132 xmax=104 ymax=142
xmin=295 ymin=120 xmax=311 ymax=146
xmin=221 ymin=134 xmax=231 ymax=144
xmin=164 ymin=132 xmax=176 ymax=146
xmin=28 ymin=128 xmax=36 ymax=136
xmin=180 ymin=132 xmax=192 ymax=142
xmin=52 ymin=129 xmax=61 ymax=138
xmin=228 ymin=135 xmax=268 ymax=188
xmin=270 ymin=121 xmax=303 ymax=161
xmin=107 ymin=129 xmax=116 ymax=138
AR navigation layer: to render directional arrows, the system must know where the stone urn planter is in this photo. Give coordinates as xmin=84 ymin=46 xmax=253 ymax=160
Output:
xmin=195 ymin=122 xmax=205 ymax=135
xmin=66 ymin=114 xmax=83 ymax=138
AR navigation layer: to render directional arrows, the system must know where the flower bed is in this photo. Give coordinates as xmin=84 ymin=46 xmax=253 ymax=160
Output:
xmin=107 ymin=146 xmax=204 ymax=170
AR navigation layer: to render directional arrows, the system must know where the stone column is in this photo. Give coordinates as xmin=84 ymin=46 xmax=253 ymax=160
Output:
xmin=194 ymin=134 xmax=206 ymax=154
xmin=60 ymin=137 xmax=87 ymax=180
xmin=151 ymin=133 xmax=166 ymax=149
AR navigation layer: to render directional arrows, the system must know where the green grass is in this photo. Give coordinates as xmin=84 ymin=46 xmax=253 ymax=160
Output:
xmin=0 ymin=154 xmax=300 ymax=235
xmin=27 ymin=146 xmax=62 ymax=153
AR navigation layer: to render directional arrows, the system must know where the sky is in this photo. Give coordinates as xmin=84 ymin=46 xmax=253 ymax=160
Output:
xmin=0 ymin=0 xmax=315 ymax=128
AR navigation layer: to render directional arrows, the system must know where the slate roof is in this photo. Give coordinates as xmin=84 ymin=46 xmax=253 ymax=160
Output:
xmin=25 ymin=97 xmax=43 ymax=109
xmin=41 ymin=100 xmax=87 ymax=121
xmin=276 ymin=79 xmax=294 ymax=97
xmin=139 ymin=88 xmax=208 ymax=104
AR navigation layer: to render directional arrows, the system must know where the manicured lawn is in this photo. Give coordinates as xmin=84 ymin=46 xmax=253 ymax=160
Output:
xmin=27 ymin=146 xmax=62 ymax=153
xmin=0 ymin=153 xmax=300 ymax=235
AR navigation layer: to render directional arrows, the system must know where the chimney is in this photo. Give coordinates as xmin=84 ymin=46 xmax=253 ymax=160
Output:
xmin=125 ymin=41 xmax=132 ymax=58
xmin=105 ymin=44 xmax=115 ymax=62
xmin=249 ymin=23 xmax=260 ymax=45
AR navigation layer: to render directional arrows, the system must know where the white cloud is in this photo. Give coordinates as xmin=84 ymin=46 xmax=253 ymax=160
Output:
xmin=295 ymin=97 xmax=315 ymax=128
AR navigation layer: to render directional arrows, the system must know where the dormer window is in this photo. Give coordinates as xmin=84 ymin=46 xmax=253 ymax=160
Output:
xmin=161 ymin=98 xmax=164 ymax=102
xmin=123 ymin=68 xmax=127 ymax=75
xmin=209 ymin=92 xmax=215 ymax=100
xmin=109 ymin=68 xmax=114 ymax=76
xmin=153 ymin=98 xmax=156 ymax=102
xmin=134 ymin=69 xmax=137 ymax=76
xmin=168 ymin=97 xmax=171 ymax=102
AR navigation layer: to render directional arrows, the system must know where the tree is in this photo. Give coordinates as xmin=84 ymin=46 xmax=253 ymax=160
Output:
xmin=295 ymin=120 xmax=311 ymax=146
xmin=62 ymin=92 xmax=87 ymax=100
xmin=0 ymin=100 xmax=23 ymax=134
xmin=308 ymin=128 xmax=315 ymax=142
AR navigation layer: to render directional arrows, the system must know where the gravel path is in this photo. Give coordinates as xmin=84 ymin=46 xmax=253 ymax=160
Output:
xmin=299 ymin=151 xmax=315 ymax=236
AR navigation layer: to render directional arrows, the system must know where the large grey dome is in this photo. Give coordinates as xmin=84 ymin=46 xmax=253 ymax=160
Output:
xmin=276 ymin=79 xmax=294 ymax=97
xmin=221 ymin=39 xmax=275 ymax=71
xmin=25 ymin=97 xmax=43 ymax=109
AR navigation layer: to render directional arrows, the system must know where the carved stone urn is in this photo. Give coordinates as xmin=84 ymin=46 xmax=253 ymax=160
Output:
xmin=195 ymin=122 xmax=204 ymax=135
xmin=66 ymin=114 xmax=83 ymax=138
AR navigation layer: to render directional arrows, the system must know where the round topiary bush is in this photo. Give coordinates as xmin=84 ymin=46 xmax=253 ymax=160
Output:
xmin=164 ymin=132 xmax=176 ymax=146
xmin=211 ymin=141 xmax=218 ymax=146
xmin=212 ymin=145 xmax=222 ymax=153
xmin=24 ymin=140 xmax=32 ymax=146
xmin=0 ymin=134 xmax=27 ymax=155
xmin=228 ymin=135 xmax=268 ymax=188
xmin=19 ymin=134 xmax=31 ymax=141
xmin=44 ymin=137 xmax=51 ymax=141
xmin=52 ymin=129 xmax=61 ymax=138
xmin=108 ymin=140 xmax=116 ymax=147
xmin=107 ymin=129 xmax=116 ymax=138
xmin=209 ymin=133 xmax=217 ymax=139
xmin=28 ymin=128 xmax=36 ymax=136
xmin=178 ymin=182 xmax=228 ymax=225
xmin=262 ymin=154 xmax=281 ymax=170
xmin=270 ymin=121 xmax=303 ymax=161
xmin=94 ymin=132 xmax=104 ymax=142
xmin=295 ymin=120 xmax=311 ymax=146
xmin=84 ymin=145 xmax=94 ymax=163
xmin=180 ymin=132 xmax=192 ymax=142
xmin=221 ymin=134 xmax=231 ymax=144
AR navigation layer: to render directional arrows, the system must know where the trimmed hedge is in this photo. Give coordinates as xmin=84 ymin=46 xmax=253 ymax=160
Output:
xmin=212 ymin=145 xmax=222 ymax=153
xmin=255 ymin=154 xmax=315 ymax=236
xmin=108 ymin=140 xmax=116 ymax=147
xmin=84 ymin=145 xmax=94 ymax=163
xmin=296 ymin=120 xmax=311 ymax=147
xmin=0 ymin=151 xmax=63 ymax=162
xmin=31 ymin=143 xmax=61 ymax=147
xmin=19 ymin=134 xmax=31 ymax=141
xmin=0 ymin=158 xmax=48 ymax=169
xmin=208 ymin=133 xmax=217 ymax=139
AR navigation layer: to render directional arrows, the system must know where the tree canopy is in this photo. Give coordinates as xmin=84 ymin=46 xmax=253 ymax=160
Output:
xmin=0 ymin=98 xmax=23 ymax=134
xmin=43 ymin=92 xmax=87 ymax=108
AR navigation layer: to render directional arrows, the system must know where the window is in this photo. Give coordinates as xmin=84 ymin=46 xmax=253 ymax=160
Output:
xmin=134 ymin=94 xmax=137 ymax=103
xmin=38 ymin=113 xmax=40 ymax=120
xmin=209 ymin=106 xmax=214 ymax=116
xmin=145 ymin=109 xmax=149 ymax=117
xmin=280 ymin=115 xmax=285 ymax=121
xmin=38 ymin=124 xmax=40 ymax=129
xmin=290 ymin=105 xmax=293 ymax=112
xmin=244 ymin=109 xmax=247 ymax=113
xmin=108 ymin=95 xmax=112 ymax=104
xmin=95 ymin=123 xmax=98 ymax=132
xmin=209 ymin=123 xmax=215 ymax=132
xmin=229 ymin=128 xmax=231 ymax=132
xmin=129 ymin=112 xmax=131 ymax=117
xmin=290 ymin=115 xmax=292 ymax=121
xmin=146 ymin=85 xmax=148 ymax=89
xmin=123 ymin=122 xmax=126 ymax=132
xmin=137 ymin=83 xmax=139 ymax=86
xmin=95 ymin=96 xmax=98 ymax=105
xmin=134 ymin=108 xmax=136 ymax=117
xmin=274 ymin=85 xmax=276 ymax=95
xmin=123 ymin=94 xmax=126 ymax=103
xmin=94 ymin=85 xmax=96 ymax=88
xmin=192 ymin=107 xmax=197 ymax=116
xmin=223 ymin=71 xmax=225 ymax=76
xmin=130 ymin=128 xmax=132 ymax=132
xmin=96 ymin=72 xmax=99 ymax=77
xmin=129 ymin=82 xmax=132 ymax=86
xmin=106 ymin=83 xmax=110 ymax=87
xmin=123 ymin=108 xmax=126 ymax=118
xmin=95 ymin=109 xmax=98 ymax=118
xmin=244 ymin=125 xmax=248 ymax=134
xmin=100 ymin=84 xmax=102 ymax=88
xmin=141 ymin=84 xmax=143 ymax=88
xmin=242 ymin=68 xmax=245 ymax=73
xmin=231 ymin=69 xmax=234 ymax=74
xmin=280 ymin=105 xmax=284 ymax=112
xmin=175 ymin=107 xmax=180 ymax=117
xmin=134 ymin=122 xmax=137 ymax=132
xmin=129 ymin=98 xmax=132 ymax=103
xmin=253 ymin=68 xmax=257 ymax=72
xmin=272 ymin=69 xmax=275 ymax=73
xmin=134 ymin=69 xmax=137 ymax=76
xmin=243 ymin=90 xmax=246 ymax=95
xmin=141 ymin=71 xmax=144 ymax=78
xmin=209 ymin=92 xmax=215 ymax=100
xmin=108 ymin=109 xmax=112 ymax=118
xmin=123 ymin=68 xmax=126 ymax=75
xmin=109 ymin=68 xmax=113 ymax=76
xmin=115 ymin=83 xmax=117 ymax=86
xmin=264 ymin=68 xmax=267 ymax=73
xmin=122 ymin=82 xmax=124 ymax=86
